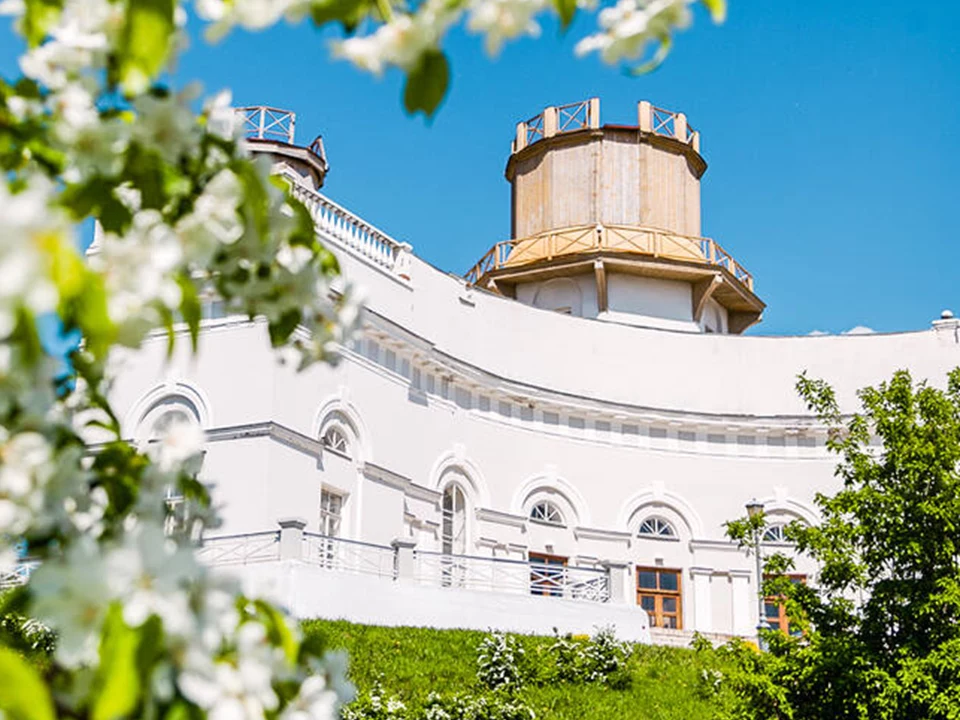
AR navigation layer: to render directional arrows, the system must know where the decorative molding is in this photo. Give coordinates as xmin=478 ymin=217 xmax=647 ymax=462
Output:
xmin=363 ymin=462 xmax=440 ymax=503
xmin=476 ymin=507 xmax=528 ymax=530
xmin=573 ymin=526 xmax=632 ymax=544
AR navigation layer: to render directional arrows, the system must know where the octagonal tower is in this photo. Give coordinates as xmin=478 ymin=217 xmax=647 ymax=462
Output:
xmin=466 ymin=99 xmax=764 ymax=334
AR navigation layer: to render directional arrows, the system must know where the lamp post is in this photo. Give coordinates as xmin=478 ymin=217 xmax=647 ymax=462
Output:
xmin=745 ymin=498 xmax=767 ymax=649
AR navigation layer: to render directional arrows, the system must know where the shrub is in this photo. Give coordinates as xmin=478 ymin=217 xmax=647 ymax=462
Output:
xmin=476 ymin=631 xmax=527 ymax=691
xmin=423 ymin=692 xmax=536 ymax=720
xmin=342 ymin=680 xmax=410 ymax=720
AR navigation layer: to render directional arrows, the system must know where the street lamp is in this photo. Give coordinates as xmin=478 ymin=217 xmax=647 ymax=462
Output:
xmin=745 ymin=499 xmax=768 ymax=649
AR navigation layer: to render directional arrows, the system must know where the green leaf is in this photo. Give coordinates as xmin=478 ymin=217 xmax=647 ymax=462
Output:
xmin=93 ymin=605 xmax=142 ymax=720
xmin=700 ymin=0 xmax=727 ymax=23
xmin=253 ymin=600 xmax=299 ymax=663
xmin=553 ymin=0 xmax=577 ymax=30
xmin=21 ymin=0 xmax=63 ymax=46
xmin=624 ymin=34 xmax=672 ymax=76
xmin=402 ymin=50 xmax=449 ymax=118
xmin=177 ymin=274 xmax=201 ymax=353
xmin=118 ymin=0 xmax=175 ymax=95
xmin=0 ymin=645 xmax=55 ymax=720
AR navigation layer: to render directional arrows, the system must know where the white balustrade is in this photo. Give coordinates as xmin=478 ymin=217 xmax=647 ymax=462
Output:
xmin=302 ymin=533 xmax=396 ymax=578
xmin=413 ymin=551 xmax=610 ymax=603
xmin=196 ymin=531 xmax=280 ymax=565
xmin=285 ymin=178 xmax=412 ymax=278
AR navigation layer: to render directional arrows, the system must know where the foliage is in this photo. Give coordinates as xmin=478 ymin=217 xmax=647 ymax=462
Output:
xmin=720 ymin=369 xmax=960 ymax=719
xmin=0 ymin=0 xmax=727 ymax=713
xmin=544 ymin=626 xmax=631 ymax=687
xmin=307 ymin=620 xmax=739 ymax=720
xmin=476 ymin=630 xmax=527 ymax=691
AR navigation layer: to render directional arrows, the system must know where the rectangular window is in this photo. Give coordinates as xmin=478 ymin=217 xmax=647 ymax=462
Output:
xmin=320 ymin=490 xmax=343 ymax=537
xmin=529 ymin=552 xmax=567 ymax=598
xmin=636 ymin=566 xmax=682 ymax=629
xmin=763 ymin=574 xmax=805 ymax=634
xmin=319 ymin=490 xmax=344 ymax=569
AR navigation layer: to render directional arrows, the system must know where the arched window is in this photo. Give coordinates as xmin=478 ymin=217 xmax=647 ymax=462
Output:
xmin=529 ymin=501 xmax=564 ymax=526
xmin=140 ymin=395 xmax=201 ymax=441
xmin=441 ymin=484 xmax=467 ymax=556
xmin=321 ymin=425 xmax=350 ymax=457
xmin=637 ymin=516 xmax=677 ymax=539
xmin=762 ymin=523 xmax=789 ymax=544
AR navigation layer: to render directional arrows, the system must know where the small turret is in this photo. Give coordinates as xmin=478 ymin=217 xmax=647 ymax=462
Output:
xmin=237 ymin=106 xmax=329 ymax=190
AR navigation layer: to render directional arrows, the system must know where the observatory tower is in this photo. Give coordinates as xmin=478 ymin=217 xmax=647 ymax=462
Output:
xmin=465 ymin=99 xmax=764 ymax=334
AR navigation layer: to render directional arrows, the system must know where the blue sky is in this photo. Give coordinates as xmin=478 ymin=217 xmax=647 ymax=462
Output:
xmin=2 ymin=0 xmax=958 ymax=335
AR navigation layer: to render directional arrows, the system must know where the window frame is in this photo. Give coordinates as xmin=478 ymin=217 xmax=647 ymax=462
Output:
xmin=529 ymin=551 xmax=567 ymax=597
xmin=529 ymin=500 xmax=565 ymax=527
xmin=321 ymin=425 xmax=351 ymax=458
xmin=763 ymin=574 xmax=806 ymax=634
xmin=636 ymin=516 xmax=678 ymax=540
xmin=636 ymin=566 xmax=683 ymax=630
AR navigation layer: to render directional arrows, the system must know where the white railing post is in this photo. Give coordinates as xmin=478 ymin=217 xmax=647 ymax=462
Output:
xmin=588 ymin=97 xmax=601 ymax=129
xmin=602 ymin=560 xmax=633 ymax=604
xmin=515 ymin=122 xmax=527 ymax=152
xmin=543 ymin=106 xmax=559 ymax=138
xmin=278 ymin=518 xmax=306 ymax=560
xmin=392 ymin=539 xmax=416 ymax=580
xmin=674 ymin=113 xmax=688 ymax=143
xmin=394 ymin=243 xmax=413 ymax=281
xmin=638 ymin=101 xmax=653 ymax=132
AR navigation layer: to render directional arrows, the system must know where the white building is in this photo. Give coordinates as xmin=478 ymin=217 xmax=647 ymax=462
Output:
xmin=107 ymin=101 xmax=960 ymax=646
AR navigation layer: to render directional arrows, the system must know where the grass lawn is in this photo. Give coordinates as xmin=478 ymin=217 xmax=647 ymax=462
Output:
xmin=303 ymin=620 xmax=735 ymax=719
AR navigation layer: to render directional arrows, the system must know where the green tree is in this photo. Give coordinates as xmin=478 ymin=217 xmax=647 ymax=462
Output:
xmin=722 ymin=369 xmax=960 ymax=719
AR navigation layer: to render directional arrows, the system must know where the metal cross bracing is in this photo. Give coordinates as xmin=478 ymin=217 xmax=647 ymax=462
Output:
xmin=237 ymin=106 xmax=297 ymax=144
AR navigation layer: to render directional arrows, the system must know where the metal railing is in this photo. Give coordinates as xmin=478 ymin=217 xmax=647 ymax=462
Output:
xmin=195 ymin=530 xmax=280 ymax=566
xmin=285 ymin=175 xmax=411 ymax=276
xmin=464 ymin=223 xmax=754 ymax=291
xmin=237 ymin=106 xmax=297 ymax=144
xmin=413 ymin=550 xmax=610 ymax=603
xmin=0 ymin=559 xmax=39 ymax=589
xmin=302 ymin=532 xmax=396 ymax=579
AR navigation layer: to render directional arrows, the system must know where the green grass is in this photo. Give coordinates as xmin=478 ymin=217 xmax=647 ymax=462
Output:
xmin=303 ymin=620 xmax=735 ymax=719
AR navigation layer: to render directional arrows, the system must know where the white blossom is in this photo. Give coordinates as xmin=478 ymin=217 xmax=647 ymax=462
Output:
xmin=177 ymin=168 xmax=246 ymax=263
xmin=334 ymin=10 xmax=451 ymax=74
xmin=30 ymin=537 xmax=111 ymax=667
xmin=106 ymin=522 xmax=198 ymax=633
xmin=467 ymin=0 xmax=547 ymax=55
xmin=91 ymin=209 xmax=184 ymax=330
xmin=575 ymin=0 xmax=692 ymax=64
xmin=150 ymin=419 xmax=207 ymax=473
xmin=179 ymin=622 xmax=284 ymax=719
xmin=133 ymin=90 xmax=202 ymax=164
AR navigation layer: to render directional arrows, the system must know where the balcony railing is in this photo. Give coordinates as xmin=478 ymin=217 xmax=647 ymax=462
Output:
xmin=464 ymin=224 xmax=754 ymax=291
xmin=0 ymin=559 xmax=39 ymax=589
xmin=194 ymin=528 xmax=611 ymax=603
xmin=413 ymin=550 xmax=610 ymax=603
xmin=302 ymin=532 xmax=396 ymax=579
xmin=285 ymin=176 xmax=412 ymax=278
xmin=196 ymin=530 xmax=281 ymax=565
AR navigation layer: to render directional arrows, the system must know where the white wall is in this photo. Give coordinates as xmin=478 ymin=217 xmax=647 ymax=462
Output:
xmin=105 ymin=191 xmax=960 ymax=640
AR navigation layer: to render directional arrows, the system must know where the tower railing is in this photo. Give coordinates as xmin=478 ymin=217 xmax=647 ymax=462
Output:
xmin=237 ymin=106 xmax=297 ymax=144
xmin=512 ymin=99 xmax=700 ymax=153
xmin=514 ymin=99 xmax=601 ymax=152
xmin=464 ymin=224 xmax=754 ymax=291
